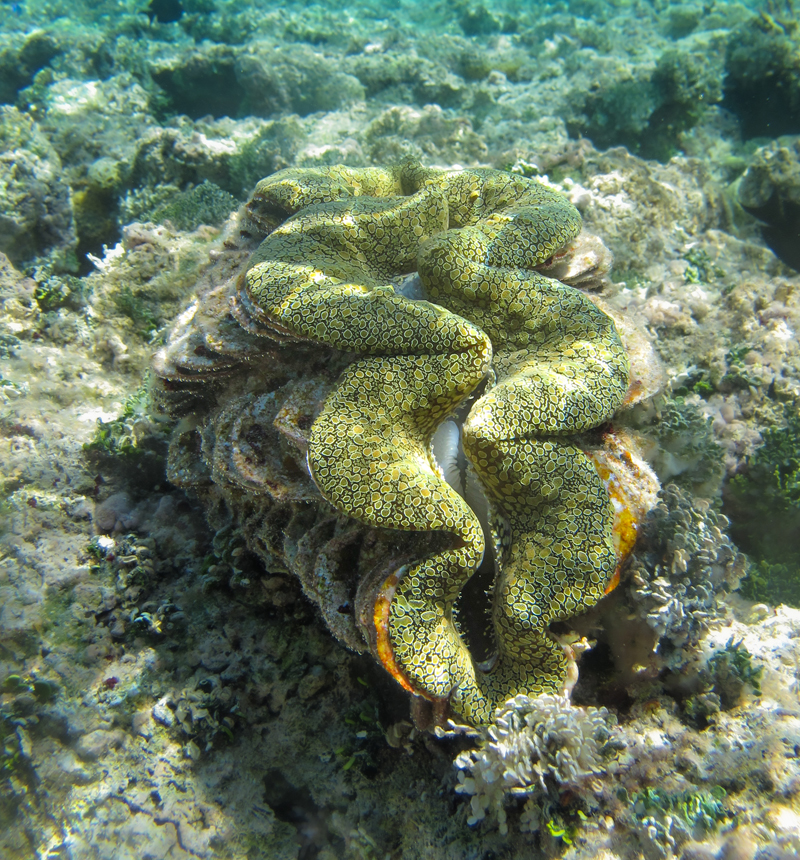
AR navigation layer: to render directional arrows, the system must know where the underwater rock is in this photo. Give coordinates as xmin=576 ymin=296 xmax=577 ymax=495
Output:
xmin=364 ymin=104 xmax=488 ymax=165
xmin=151 ymin=41 xmax=365 ymax=122
xmin=0 ymin=106 xmax=76 ymax=269
xmin=724 ymin=12 xmax=800 ymax=140
xmin=237 ymin=43 xmax=366 ymax=119
xmin=36 ymin=74 xmax=153 ymax=261
xmin=74 ymin=728 xmax=125 ymax=761
xmin=145 ymin=181 xmax=238 ymax=232
xmin=738 ymin=136 xmax=800 ymax=272
xmin=565 ymin=39 xmax=723 ymax=162
xmin=0 ymin=251 xmax=38 ymax=342
xmin=93 ymin=492 xmax=137 ymax=534
xmin=563 ymin=146 xmax=722 ymax=274
xmin=3 ymin=1 xmax=800 ymax=853
xmin=128 ymin=115 xmax=305 ymax=200
xmin=349 ymin=47 xmax=468 ymax=110
xmin=150 ymin=44 xmax=244 ymax=121
xmin=638 ymin=396 xmax=726 ymax=498
xmin=0 ymin=29 xmax=61 ymax=105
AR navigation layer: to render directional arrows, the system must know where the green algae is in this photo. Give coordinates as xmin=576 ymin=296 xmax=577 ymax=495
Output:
xmin=32 ymin=274 xmax=86 ymax=312
xmin=149 ymin=180 xmax=238 ymax=231
xmin=720 ymin=346 xmax=762 ymax=393
xmin=83 ymin=386 xmax=168 ymax=493
xmin=40 ymin=587 xmax=85 ymax=657
xmin=683 ymin=247 xmax=726 ymax=286
xmin=633 ymin=785 xmax=729 ymax=842
xmin=740 ymin=559 xmax=800 ymax=608
xmin=706 ymin=638 xmax=763 ymax=705
xmin=109 ymin=286 xmax=160 ymax=338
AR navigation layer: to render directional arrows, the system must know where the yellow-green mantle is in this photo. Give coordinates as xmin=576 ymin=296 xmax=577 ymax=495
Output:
xmin=240 ymin=160 xmax=630 ymax=724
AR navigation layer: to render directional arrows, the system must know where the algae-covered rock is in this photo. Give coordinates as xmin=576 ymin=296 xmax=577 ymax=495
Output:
xmin=738 ymin=136 xmax=800 ymax=271
xmin=151 ymin=41 xmax=365 ymax=121
xmin=364 ymin=104 xmax=487 ymax=164
xmin=455 ymin=2 xmax=504 ymax=37
xmin=566 ymin=146 xmax=721 ymax=270
xmin=0 ymin=29 xmax=61 ymax=105
xmin=145 ymin=181 xmax=238 ymax=231
xmin=662 ymin=3 xmax=702 ymax=39
xmin=349 ymin=48 xmax=467 ymax=109
xmin=638 ymin=396 xmax=726 ymax=497
xmin=37 ymin=75 xmax=154 ymax=260
xmin=565 ymin=59 xmax=656 ymax=155
xmin=725 ymin=404 xmax=800 ymax=608
xmin=0 ymin=106 xmax=76 ymax=270
xmin=236 ymin=42 xmax=365 ymax=118
xmin=128 ymin=115 xmax=305 ymax=199
xmin=565 ymin=40 xmax=722 ymax=161
xmin=644 ymin=45 xmax=722 ymax=160
xmin=724 ymin=12 xmax=800 ymax=140
xmin=150 ymin=43 xmax=245 ymax=120
xmin=40 ymin=75 xmax=152 ymax=175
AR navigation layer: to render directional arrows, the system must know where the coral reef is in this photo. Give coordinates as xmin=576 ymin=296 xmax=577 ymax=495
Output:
xmin=1 ymin=0 xmax=800 ymax=855
xmin=436 ymin=603 xmax=800 ymax=852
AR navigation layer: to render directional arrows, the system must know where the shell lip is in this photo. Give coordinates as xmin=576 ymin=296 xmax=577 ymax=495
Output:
xmin=354 ymin=556 xmax=450 ymax=706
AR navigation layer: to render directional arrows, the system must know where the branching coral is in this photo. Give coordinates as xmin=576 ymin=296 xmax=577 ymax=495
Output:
xmin=450 ymin=693 xmax=619 ymax=835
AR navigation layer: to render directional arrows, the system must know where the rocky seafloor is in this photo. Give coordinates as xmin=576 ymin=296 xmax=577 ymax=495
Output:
xmin=1 ymin=0 xmax=800 ymax=858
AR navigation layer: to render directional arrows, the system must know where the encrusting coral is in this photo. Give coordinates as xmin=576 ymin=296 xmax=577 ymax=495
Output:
xmin=154 ymin=159 xmax=647 ymax=725
xmin=627 ymin=483 xmax=747 ymax=669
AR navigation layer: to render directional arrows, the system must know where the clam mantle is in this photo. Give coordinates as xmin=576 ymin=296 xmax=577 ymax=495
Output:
xmin=155 ymin=160 xmax=637 ymax=725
